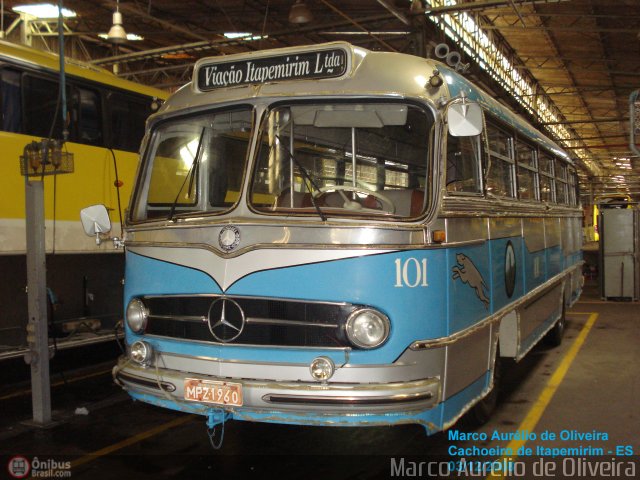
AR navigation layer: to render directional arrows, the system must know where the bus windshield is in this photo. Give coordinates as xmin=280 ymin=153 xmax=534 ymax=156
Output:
xmin=250 ymin=102 xmax=433 ymax=219
xmin=132 ymin=107 xmax=252 ymax=221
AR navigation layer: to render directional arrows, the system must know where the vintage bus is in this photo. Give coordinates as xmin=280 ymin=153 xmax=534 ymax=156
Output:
xmin=0 ymin=40 xmax=167 ymax=350
xmin=92 ymin=42 xmax=583 ymax=437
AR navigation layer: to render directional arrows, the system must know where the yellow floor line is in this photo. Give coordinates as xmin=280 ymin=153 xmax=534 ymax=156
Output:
xmin=0 ymin=369 xmax=112 ymax=401
xmin=71 ymin=414 xmax=194 ymax=470
xmin=487 ymin=312 xmax=599 ymax=479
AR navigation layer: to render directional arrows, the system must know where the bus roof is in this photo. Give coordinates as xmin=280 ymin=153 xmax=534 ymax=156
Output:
xmin=439 ymin=63 xmax=572 ymax=164
xmin=0 ymin=40 xmax=167 ymax=99
xmin=161 ymin=42 xmax=571 ymax=164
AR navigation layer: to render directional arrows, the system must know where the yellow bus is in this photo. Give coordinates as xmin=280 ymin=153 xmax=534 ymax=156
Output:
xmin=0 ymin=40 xmax=167 ymax=350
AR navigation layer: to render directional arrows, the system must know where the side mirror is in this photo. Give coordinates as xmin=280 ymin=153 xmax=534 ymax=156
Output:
xmin=81 ymin=204 xmax=111 ymax=236
xmin=448 ymin=102 xmax=483 ymax=137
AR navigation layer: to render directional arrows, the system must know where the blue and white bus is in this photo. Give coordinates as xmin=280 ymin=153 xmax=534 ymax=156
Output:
xmin=84 ymin=42 xmax=583 ymax=437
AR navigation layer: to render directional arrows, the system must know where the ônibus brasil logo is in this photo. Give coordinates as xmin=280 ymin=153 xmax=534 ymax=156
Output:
xmin=7 ymin=456 xmax=30 ymax=479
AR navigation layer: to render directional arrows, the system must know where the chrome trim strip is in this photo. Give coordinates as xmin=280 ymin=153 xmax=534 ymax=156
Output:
xmin=143 ymin=293 xmax=351 ymax=307
xmin=245 ymin=317 xmax=338 ymax=328
xmin=116 ymin=371 xmax=176 ymax=393
xmin=410 ymin=262 xmax=584 ymax=350
xmin=443 ymin=239 xmax=486 ymax=248
xmin=128 ymin=239 xmax=497 ymax=260
xmin=150 ymin=314 xmax=206 ymax=322
xmin=128 ymin=241 xmax=408 ymax=259
xmin=128 ymin=218 xmax=425 ymax=230
xmin=262 ymin=390 xmax=433 ymax=405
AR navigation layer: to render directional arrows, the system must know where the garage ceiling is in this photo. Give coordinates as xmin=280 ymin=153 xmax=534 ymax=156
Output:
xmin=3 ymin=0 xmax=640 ymax=202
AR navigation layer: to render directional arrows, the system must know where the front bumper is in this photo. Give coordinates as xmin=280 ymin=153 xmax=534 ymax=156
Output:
xmin=113 ymin=356 xmax=441 ymax=423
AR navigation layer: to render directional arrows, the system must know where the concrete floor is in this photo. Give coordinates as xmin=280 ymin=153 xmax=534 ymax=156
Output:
xmin=1 ymin=279 xmax=638 ymax=479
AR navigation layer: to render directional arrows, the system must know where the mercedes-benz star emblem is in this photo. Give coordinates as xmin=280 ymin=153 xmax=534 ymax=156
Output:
xmin=218 ymin=225 xmax=240 ymax=252
xmin=207 ymin=297 xmax=245 ymax=343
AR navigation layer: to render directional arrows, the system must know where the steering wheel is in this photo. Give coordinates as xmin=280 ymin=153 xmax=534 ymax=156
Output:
xmin=313 ymin=185 xmax=396 ymax=214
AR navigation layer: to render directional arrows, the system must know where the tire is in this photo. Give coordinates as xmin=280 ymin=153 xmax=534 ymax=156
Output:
xmin=545 ymin=305 xmax=566 ymax=347
xmin=466 ymin=354 xmax=501 ymax=426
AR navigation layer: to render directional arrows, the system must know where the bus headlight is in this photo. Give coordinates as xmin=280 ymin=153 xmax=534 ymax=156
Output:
xmin=126 ymin=298 xmax=148 ymax=333
xmin=130 ymin=340 xmax=153 ymax=365
xmin=346 ymin=309 xmax=390 ymax=349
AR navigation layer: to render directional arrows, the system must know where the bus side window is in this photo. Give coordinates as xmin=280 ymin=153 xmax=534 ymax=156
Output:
xmin=485 ymin=121 xmax=515 ymax=198
xmin=568 ymin=167 xmax=578 ymax=206
xmin=446 ymin=133 xmax=482 ymax=194
xmin=515 ymin=138 xmax=538 ymax=201
xmin=73 ymin=86 xmax=103 ymax=146
xmin=0 ymin=69 xmax=22 ymax=133
xmin=23 ymin=74 xmax=64 ymax=138
xmin=555 ymin=161 xmax=568 ymax=204
xmin=538 ymin=150 xmax=556 ymax=203
xmin=107 ymin=92 xmax=151 ymax=152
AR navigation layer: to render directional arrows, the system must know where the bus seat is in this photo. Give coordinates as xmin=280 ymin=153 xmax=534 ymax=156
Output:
xmin=275 ymin=188 xmax=306 ymax=208
xmin=383 ymin=189 xmax=425 ymax=216
xmin=279 ymin=188 xmax=425 ymax=216
xmin=309 ymin=189 xmax=425 ymax=216
xmin=301 ymin=191 xmax=345 ymax=209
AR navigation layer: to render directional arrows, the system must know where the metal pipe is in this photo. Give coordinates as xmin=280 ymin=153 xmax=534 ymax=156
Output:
xmin=58 ymin=1 xmax=67 ymax=141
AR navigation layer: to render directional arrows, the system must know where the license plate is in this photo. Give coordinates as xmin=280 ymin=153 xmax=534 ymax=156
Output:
xmin=184 ymin=378 xmax=243 ymax=406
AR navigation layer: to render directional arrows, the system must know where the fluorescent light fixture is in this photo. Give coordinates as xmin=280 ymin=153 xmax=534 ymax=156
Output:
xmin=223 ymin=32 xmax=267 ymax=41
xmin=320 ymin=31 xmax=410 ymax=35
xmin=99 ymin=33 xmax=144 ymax=41
xmin=13 ymin=3 xmax=76 ymax=18
xmin=224 ymin=32 xmax=252 ymax=39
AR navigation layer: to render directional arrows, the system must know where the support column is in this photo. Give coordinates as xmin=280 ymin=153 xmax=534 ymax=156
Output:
xmin=24 ymin=179 xmax=53 ymax=426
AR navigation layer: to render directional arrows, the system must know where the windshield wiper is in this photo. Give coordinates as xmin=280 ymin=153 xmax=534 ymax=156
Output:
xmin=167 ymin=128 xmax=205 ymax=222
xmin=273 ymin=134 xmax=327 ymax=222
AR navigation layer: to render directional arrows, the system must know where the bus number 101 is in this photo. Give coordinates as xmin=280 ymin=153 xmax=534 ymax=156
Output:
xmin=394 ymin=258 xmax=428 ymax=288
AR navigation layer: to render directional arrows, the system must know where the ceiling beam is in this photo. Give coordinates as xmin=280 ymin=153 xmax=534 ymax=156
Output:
xmin=115 ymin=2 xmax=212 ymax=43
xmin=89 ymin=11 xmax=410 ymax=66
xmin=542 ymin=117 xmax=628 ymax=125
xmin=319 ymin=0 xmax=397 ymax=52
xmin=376 ymin=0 xmax=411 ymax=26
xmin=487 ymin=11 xmax=640 ymax=20
xmin=479 ymin=24 xmax=640 ymax=33
xmin=418 ymin=0 xmax=571 ymax=16
xmin=514 ymin=65 xmax=640 ymax=76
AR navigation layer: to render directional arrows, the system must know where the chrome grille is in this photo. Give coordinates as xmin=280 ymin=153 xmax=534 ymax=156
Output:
xmin=142 ymin=295 xmax=355 ymax=348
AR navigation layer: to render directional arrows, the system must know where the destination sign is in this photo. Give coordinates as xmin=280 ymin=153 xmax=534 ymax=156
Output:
xmin=196 ymin=48 xmax=348 ymax=91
